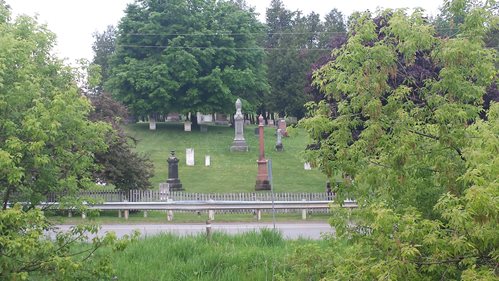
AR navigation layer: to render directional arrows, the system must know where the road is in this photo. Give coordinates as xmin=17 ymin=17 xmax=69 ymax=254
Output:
xmin=54 ymin=222 xmax=334 ymax=240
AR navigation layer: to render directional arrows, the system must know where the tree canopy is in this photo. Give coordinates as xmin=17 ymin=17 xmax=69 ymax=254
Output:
xmin=0 ymin=5 xmax=111 ymax=208
xmin=295 ymin=0 xmax=498 ymax=279
xmin=106 ymin=0 xmax=269 ymax=118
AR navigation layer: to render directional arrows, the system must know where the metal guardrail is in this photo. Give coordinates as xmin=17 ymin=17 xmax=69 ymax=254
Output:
xmin=39 ymin=200 xmax=358 ymax=221
xmin=40 ymin=200 xmax=358 ymax=211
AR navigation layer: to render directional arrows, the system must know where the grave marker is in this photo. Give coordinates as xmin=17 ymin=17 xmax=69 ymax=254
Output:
xmin=186 ymin=148 xmax=195 ymax=166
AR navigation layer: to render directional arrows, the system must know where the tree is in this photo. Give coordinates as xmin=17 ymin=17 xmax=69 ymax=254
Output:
xmin=0 ymin=5 xmax=111 ymax=209
xmin=88 ymin=93 xmax=154 ymax=192
xmin=92 ymin=25 xmax=116 ymax=91
xmin=294 ymin=1 xmax=498 ymax=279
xmin=106 ymin=0 xmax=269 ymax=123
xmin=0 ymin=5 xmax=135 ymax=280
xmin=264 ymin=1 xmax=346 ymax=118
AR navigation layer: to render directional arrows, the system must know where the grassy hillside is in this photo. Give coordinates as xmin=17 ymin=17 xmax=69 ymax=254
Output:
xmin=125 ymin=122 xmax=326 ymax=193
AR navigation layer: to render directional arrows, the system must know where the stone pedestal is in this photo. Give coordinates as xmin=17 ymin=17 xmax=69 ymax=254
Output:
xmin=230 ymin=99 xmax=249 ymax=152
xmin=255 ymin=115 xmax=271 ymax=190
xmin=167 ymin=151 xmax=183 ymax=191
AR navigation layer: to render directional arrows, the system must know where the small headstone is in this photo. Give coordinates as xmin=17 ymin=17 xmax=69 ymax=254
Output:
xmin=186 ymin=148 xmax=195 ymax=166
xmin=200 ymin=125 xmax=208 ymax=133
xmin=304 ymin=162 xmax=312 ymax=170
xmin=275 ymin=128 xmax=283 ymax=152
xmin=205 ymin=155 xmax=211 ymax=166
xmin=167 ymin=112 xmax=180 ymax=122
xmin=184 ymin=121 xmax=192 ymax=132
xmin=149 ymin=114 xmax=156 ymax=130
xmin=268 ymin=119 xmax=275 ymax=127
xmin=197 ymin=112 xmax=213 ymax=124
xmin=215 ymin=113 xmax=229 ymax=125
xmin=244 ymin=120 xmax=251 ymax=125
xmin=278 ymin=119 xmax=288 ymax=137
xmin=254 ymin=127 xmax=259 ymax=136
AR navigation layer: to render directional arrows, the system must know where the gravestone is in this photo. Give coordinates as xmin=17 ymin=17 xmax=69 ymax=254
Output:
xmin=186 ymin=148 xmax=195 ymax=166
xmin=167 ymin=112 xmax=180 ymax=122
xmin=278 ymin=119 xmax=288 ymax=137
xmin=275 ymin=128 xmax=283 ymax=152
xmin=200 ymin=125 xmax=208 ymax=133
xmin=230 ymin=99 xmax=249 ymax=152
xmin=205 ymin=155 xmax=211 ymax=166
xmin=215 ymin=113 xmax=229 ymax=125
xmin=167 ymin=151 xmax=183 ymax=191
xmin=149 ymin=114 xmax=156 ymax=130
xmin=304 ymin=162 xmax=312 ymax=170
xmin=255 ymin=115 xmax=271 ymax=190
xmin=184 ymin=121 xmax=192 ymax=132
xmin=268 ymin=119 xmax=275 ymax=127
xmin=286 ymin=116 xmax=298 ymax=124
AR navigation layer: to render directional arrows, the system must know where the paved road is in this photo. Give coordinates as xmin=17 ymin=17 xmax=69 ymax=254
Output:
xmin=54 ymin=222 xmax=334 ymax=240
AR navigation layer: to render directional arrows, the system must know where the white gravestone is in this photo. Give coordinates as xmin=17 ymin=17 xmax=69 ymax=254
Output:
xmin=304 ymin=162 xmax=312 ymax=170
xmin=205 ymin=155 xmax=211 ymax=166
xmin=184 ymin=121 xmax=192 ymax=132
xmin=149 ymin=114 xmax=156 ymax=130
xmin=186 ymin=148 xmax=195 ymax=166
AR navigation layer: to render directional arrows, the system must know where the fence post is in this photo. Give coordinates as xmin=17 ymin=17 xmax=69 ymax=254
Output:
xmin=302 ymin=198 xmax=307 ymax=220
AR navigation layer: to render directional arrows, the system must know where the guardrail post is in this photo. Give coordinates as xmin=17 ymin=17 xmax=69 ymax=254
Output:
xmin=68 ymin=211 xmax=72 ymax=218
xmin=143 ymin=211 xmax=148 ymax=218
xmin=208 ymin=199 xmax=215 ymax=220
xmin=118 ymin=210 xmax=122 ymax=218
xmin=302 ymin=199 xmax=307 ymax=220
xmin=123 ymin=199 xmax=129 ymax=220
xmin=256 ymin=209 xmax=261 ymax=221
xmin=206 ymin=219 xmax=212 ymax=240
xmin=167 ymin=198 xmax=174 ymax=221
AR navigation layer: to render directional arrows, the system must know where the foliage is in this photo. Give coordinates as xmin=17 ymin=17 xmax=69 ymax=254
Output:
xmin=0 ymin=5 xmax=111 ymax=208
xmin=109 ymin=229 xmax=292 ymax=281
xmin=106 ymin=0 xmax=269 ymax=118
xmin=0 ymin=205 xmax=137 ymax=280
xmin=297 ymin=0 xmax=498 ymax=279
xmin=264 ymin=0 xmax=346 ymax=118
xmin=91 ymin=25 xmax=116 ymax=91
xmin=89 ymin=93 xmax=154 ymax=192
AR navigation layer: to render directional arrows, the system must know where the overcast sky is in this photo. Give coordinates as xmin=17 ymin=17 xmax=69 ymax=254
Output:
xmin=9 ymin=0 xmax=444 ymax=63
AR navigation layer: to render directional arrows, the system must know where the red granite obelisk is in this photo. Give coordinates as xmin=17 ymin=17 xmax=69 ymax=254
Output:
xmin=255 ymin=115 xmax=271 ymax=190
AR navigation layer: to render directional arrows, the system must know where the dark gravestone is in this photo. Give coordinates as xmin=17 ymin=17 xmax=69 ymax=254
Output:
xmin=167 ymin=151 xmax=183 ymax=191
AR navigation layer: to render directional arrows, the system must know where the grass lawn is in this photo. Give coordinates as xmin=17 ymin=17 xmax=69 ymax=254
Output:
xmin=126 ymin=122 xmax=327 ymax=193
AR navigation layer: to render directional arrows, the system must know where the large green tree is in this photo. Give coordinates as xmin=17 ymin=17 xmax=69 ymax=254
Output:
xmin=0 ymin=4 xmax=135 ymax=279
xmin=294 ymin=1 xmax=498 ymax=279
xmin=264 ymin=0 xmax=346 ymax=118
xmin=0 ymin=5 xmax=111 ymax=208
xmin=106 ymin=0 xmax=268 ymax=121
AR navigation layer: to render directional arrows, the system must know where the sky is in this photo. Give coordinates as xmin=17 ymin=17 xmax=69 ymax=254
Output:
xmin=9 ymin=0 xmax=444 ymax=63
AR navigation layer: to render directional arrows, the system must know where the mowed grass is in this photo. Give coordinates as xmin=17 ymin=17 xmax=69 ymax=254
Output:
xmin=108 ymin=230 xmax=322 ymax=281
xmin=126 ymin=122 xmax=326 ymax=193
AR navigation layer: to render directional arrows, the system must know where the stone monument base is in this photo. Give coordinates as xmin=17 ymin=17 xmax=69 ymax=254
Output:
xmin=230 ymin=140 xmax=249 ymax=152
xmin=255 ymin=180 xmax=271 ymax=191
xmin=275 ymin=143 xmax=283 ymax=152
xmin=167 ymin=179 xmax=183 ymax=191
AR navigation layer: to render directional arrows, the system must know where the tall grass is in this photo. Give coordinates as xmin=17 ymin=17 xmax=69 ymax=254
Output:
xmin=110 ymin=229 xmax=299 ymax=281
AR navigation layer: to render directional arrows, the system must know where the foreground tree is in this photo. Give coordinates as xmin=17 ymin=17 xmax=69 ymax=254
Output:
xmin=106 ymin=0 xmax=269 ymax=123
xmin=0 ymin=4 xmax=135 ymax=279
xmin=0 ymin=5 xmax=110 ymax=208
xmin=294 ymin=1 xmax=498 ymax=279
